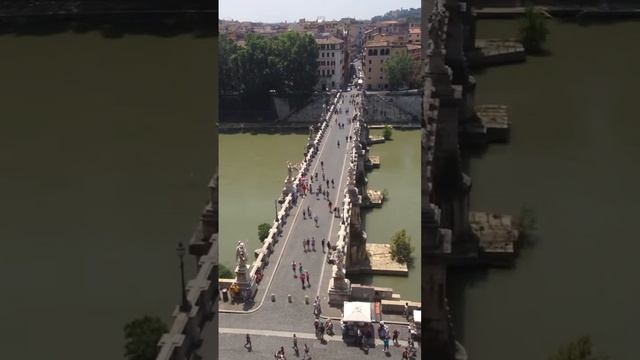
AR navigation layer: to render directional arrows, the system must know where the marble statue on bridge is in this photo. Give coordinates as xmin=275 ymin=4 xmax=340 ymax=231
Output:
xmin=235 ymin=241 xmax=248 ymax=267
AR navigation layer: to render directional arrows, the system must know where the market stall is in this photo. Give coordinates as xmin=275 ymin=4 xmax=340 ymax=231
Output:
xmin=413 ymin=310 xmax=422 ymax=338
xmin=340 ymin=301 xmax=379 ymax=345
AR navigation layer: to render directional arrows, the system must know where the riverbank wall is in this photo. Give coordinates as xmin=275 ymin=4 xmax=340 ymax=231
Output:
xmin=362 ymin=90 xmax=423 ymax=126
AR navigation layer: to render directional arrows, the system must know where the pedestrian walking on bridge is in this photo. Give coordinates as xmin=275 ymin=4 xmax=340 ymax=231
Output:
xmin=292 ymin=334 xmax=298 ymax=355
xmin=305 ymin=271 xmax=311 ymax=287
xmin=292 ymin=261 xmax=297 ymax=278
xmin=303 ymin=344 xmax=310 ymax=360
xmin=245 ymin=333 xmax=251 ymax=350
xmin=300 ymin=272 xmax=306 ymax=289
xmin=311 ymin=237 xmax=316 ymax=251
xmin=314 ymin=215 xmax=319 ymax=227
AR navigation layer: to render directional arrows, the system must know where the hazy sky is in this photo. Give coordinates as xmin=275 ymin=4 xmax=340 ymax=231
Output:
xmin=220 ymin=0 xmax=422 ymax=23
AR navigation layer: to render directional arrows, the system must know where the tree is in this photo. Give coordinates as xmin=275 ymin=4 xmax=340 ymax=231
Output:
xmin=258 ymin=223 xmax=271 ymax=242
xmin=123 ymin=316 xmax=168 ymax=360
xmin=390 ymin=229 xmax=414 ymax=266
xmin=548 ymin=336 xmax=609 ymax=360
xmin=219 ymin=34 xmax=241 ymax=94
xmin=382 ymin=125 xmax=393 ymax=140
xmin=221 ymin=32 xmax=319 ymax=102
xmin=384 ymin=52 xmax=418 ymax=90
xmin=219 ymin=264 xmax=235 ymax=279
xmin=519 ymin=4 xmax=549 ymax=54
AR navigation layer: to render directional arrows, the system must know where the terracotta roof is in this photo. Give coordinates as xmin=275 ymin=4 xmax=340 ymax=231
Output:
xmin=407 ymin=44 xmax=421 ymax=51
xmin=315 ymin=35 xmax=344 ymax=45
xmin=409 ymin=28 xmax=421 ymax=34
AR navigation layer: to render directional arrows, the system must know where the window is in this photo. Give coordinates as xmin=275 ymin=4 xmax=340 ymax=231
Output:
xmin=322 ymin=69 xmax=325 ymax=76
xmin=384 ymin=84 xmax=388 ymax=89
xmin=381 ymin=59 xmax=384 ymax=64
xmin=368 ymin=49 xmax=373 ymax=56
xmin=321 ymin=52 xmax=324 ymax=57
xmin=373 ymin=49 xmax=378 ymax=56
xmin=332 ymin=52 xmax=335 ymax=57
xmin=369 ymin=60 xmax=371 ymax=64
xmin=369 ymin=67 xmax=371 ymax=73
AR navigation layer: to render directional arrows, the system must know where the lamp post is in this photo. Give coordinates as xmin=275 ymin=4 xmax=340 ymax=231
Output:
xmin=275 ymin=199 xmax=279 ymax=221
xmin=176 ymin=242 xmax=191 ymax=313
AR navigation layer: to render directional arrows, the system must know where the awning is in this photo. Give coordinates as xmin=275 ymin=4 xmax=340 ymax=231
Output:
xmin=343 ymin=301 xmax=375 ymax=323
xmin=413 ymin=310 xmax=421 ymax=323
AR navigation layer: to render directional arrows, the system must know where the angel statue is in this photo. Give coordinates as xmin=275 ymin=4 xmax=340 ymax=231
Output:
xmin=287 ymin=161 xmax=294 ymax=180
xmin=235 ymin=241 xmax=247 ymax=266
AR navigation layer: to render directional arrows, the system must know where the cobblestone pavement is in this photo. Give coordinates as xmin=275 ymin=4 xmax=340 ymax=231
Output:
xmin=214 ymin=332 xmax=420 ymax=360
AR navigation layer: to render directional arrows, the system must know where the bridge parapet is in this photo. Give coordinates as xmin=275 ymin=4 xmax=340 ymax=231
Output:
xmin=156 ymin=227 xmax=219 ymax=360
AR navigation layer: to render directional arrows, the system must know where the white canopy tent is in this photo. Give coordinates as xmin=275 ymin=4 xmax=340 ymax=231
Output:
xmin=342 ymin=301 xmax=375 ymax=323
xmin=413 ymin=310 xmax=422 ymax=324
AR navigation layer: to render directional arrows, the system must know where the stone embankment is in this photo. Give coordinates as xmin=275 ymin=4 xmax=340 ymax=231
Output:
xmin=469 ymin=39 xmax=526 ymax=67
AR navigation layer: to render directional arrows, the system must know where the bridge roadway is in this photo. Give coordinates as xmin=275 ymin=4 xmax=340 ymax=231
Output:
xmin=200 ymin=89 xmax=419 ymax=359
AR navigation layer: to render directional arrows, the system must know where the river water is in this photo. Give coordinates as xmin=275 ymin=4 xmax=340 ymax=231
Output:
xmin=449 ymin=20 xmax=640 ymax=360
xmin=0 ymin=33 xmax=216 ymax=359
xmin=219 ymin=129 xmax=421 ymax=301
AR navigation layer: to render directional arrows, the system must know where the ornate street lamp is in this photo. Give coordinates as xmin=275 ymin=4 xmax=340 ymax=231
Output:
xmin=176 ymin=242 xmax=191 ymax=313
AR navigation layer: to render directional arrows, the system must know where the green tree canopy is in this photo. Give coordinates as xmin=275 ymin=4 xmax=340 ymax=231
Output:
xmin=383 ymin=125 xmax=393 ymax=140
xmin=390 ymin=229 xmax=414 ymax=266
xmin=219 ymin=32 xmax=318 ymax=101
xmin=519 ymin=4 xmax=549 ymax=54
xmin=219 ymin=34 xmax=241 ymax=94
xmin=219 ymin=264 xmax=235 ymax=279
xmin=258 ymin=223 xmax=271 ymax=242
xmin=383 ymin=52 xmax=419 ymax=90
xmin=548 ymin=336 xmax=608 ymax=360
xmin=123 ymin=315 xmax=168 ymax=360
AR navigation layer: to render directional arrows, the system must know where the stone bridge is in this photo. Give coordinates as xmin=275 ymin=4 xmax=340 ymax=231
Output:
xmin=422 ymin=0 xmax=477 ymax=359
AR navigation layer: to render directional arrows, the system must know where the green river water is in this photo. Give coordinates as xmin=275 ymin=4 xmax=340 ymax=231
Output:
xmin=0 ymin=33 xmax=216 ymax=359
xmin=449 ymin=20 xmax=640 ymax=360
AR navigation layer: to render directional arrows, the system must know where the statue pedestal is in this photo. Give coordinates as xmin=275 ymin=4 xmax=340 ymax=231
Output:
xmin=234 ymin=264 xmax=257 ymax=299
xmin=328 ymin=277 xmax=352 ymax=306
xmin=328 ymin=265 xmax=351 ymax=306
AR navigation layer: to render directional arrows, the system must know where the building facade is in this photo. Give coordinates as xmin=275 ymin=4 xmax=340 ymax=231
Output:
xmin=315 ymin=34 xmax=345 ymax=90
xmin=362 ymin=41 xmax=408 ymax=91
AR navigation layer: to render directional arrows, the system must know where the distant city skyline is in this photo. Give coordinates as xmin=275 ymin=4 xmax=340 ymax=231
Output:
xmin=219 ymin=0 xmax=421 ymax=23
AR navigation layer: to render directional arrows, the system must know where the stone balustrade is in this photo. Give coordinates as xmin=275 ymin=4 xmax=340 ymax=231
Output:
xmin=156 ymin=237 xmax=218 ymax=360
